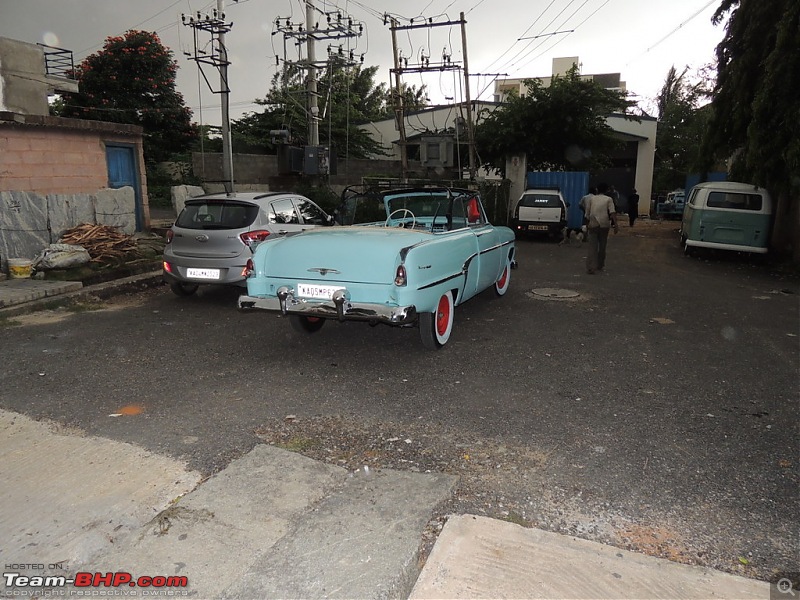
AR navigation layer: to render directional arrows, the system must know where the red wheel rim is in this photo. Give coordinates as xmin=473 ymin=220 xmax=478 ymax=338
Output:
xmin=497 ymin=266 xmax=508 ymax=288
xmin=436 ymin=295 xmax=450 ymax=336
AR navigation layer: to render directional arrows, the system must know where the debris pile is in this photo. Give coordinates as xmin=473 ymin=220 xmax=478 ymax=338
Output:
xmin=59 ymin=224 xmax=138 ymax=263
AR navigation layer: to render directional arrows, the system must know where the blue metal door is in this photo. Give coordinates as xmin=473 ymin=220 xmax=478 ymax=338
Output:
xmin=105 ymin=144 xmax=142 ymax=230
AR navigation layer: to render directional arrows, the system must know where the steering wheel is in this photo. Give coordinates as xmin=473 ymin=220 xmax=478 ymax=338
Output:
xmin=385 ymin=208 xmax=417 ymax=229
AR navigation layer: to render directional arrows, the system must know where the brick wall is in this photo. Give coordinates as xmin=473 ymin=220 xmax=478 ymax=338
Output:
xmin=0 ymin=112 xmax=150 ymax=228
xmin=0 ymin=114 xmax=145 ymax=195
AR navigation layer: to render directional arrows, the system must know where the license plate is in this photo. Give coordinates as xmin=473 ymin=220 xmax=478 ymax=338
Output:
xmin=297 ymin=283 xmax=343 ymax=299
xmin=528 ymin=225 xmax=548 ymax=231
xmin=186 ymin=268 xmax=220 ymax=280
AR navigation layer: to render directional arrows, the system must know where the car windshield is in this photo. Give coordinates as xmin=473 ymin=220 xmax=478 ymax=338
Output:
xmin=385 ymin=192 xmax=450 ymax=218
xmin=176 ymin=201 xmax=259 ymax=230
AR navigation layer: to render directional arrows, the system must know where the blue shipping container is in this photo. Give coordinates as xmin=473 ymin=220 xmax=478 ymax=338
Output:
xmin=526 ymin=171 xmax=589 ymax=230
xmin=684 ymin=172 xmax=727 ymax=199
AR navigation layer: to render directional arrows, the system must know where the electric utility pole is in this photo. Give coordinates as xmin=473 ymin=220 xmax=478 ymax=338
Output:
xmin=387 ymin=14 xmax=476 ymax=180
xmin=182 ymin=0 xmax=237 ymax=193
xmin=274 ymin=0 xmax=364 ymax=153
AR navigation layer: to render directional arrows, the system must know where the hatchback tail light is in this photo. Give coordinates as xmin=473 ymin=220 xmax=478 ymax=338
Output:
xmin=241 ymin=258 xmax=254 ymax=278
xmin=394 ymin=264 xmax=407 ymax=287
xmin=240 ymin=230 xmax=271 ymax=246
xmin=165 ymin=230 xmax=174 ymax=244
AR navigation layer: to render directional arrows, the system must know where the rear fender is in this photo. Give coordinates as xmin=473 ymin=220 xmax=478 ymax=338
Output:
xmin=398 ymin=232 xmax=475 ymax=311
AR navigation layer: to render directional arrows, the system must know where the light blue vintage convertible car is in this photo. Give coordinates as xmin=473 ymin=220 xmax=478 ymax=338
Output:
xmin=237 ymin=187 xmax=516 ymax=349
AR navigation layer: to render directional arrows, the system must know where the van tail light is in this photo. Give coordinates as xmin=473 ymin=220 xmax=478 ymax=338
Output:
xmin=240 ymin=230 xmax=271 ymax=246
xmin=241 ymin=258 xmax=254 ymax=278
xmin=165 ymin=230 xmax=174 ymax=244
xmin=394 ymin=264 xmax=407 ymax=287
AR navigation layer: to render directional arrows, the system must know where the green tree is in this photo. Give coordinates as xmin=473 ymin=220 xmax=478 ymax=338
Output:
xmin=55 ymin=30 xmax=198 ymax=163
xmin=232 ymin=62 xmax=408 ymax=159
xmin=384 ymin=82 xmax=429 ymax=115
xmin=702 ymin=0 xmax=800 ymax=257
xmin=653 ymin=66 xmax=713 ymax=192
xmin=474 ymin=66 xmax=635 ymax=174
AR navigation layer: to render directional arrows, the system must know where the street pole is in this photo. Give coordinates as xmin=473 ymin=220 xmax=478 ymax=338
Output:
xmin=218 ymin=0 xmax=234 ymax=193
xmin=460 ymin=12 xmax=476 ymax=180
xmin=390 ymin=18 xmax=408 ymax=179
xmin=306 ymin=0 xmax=319 ymax=147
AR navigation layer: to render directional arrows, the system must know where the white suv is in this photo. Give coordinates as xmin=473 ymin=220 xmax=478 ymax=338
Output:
xmin=512 ymin=188 xmax=568 ymax=238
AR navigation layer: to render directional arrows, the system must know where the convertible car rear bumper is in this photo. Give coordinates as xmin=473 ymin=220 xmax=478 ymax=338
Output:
xmin=238 ymin=287 xmax=418 ymax=326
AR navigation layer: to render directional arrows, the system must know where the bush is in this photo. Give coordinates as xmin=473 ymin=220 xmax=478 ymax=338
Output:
xmin=146 ymin=161 xmax=203 ymax=208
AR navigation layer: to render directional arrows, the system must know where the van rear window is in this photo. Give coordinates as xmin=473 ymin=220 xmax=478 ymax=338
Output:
xmin=519 ymin=194 xmax=562 ymax=208
xmin=707 ymin=192 xmax=763 ymax=211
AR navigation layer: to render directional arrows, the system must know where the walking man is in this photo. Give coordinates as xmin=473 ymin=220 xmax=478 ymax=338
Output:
xmin=628 ymin=188 xmax=640 ymax=227
xmin=584 ymin=183 xmax=618 ymax=274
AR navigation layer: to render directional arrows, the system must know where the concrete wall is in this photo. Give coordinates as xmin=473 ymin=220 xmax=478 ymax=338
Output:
xmin=0 ymin=38 xmax=49 ymax=115
xmin=192 ymin=152 xmax=413 ymax=192
xmin=607 ymin=114 xmax=657 ymax=211
xmin=0 ymin=187 xmax=137 ymax=272
xmin=0 ymin=112 xmax=150 ymax=227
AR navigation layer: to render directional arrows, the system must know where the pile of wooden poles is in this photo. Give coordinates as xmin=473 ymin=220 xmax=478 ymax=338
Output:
xmin=59 ymin=223 xmax=138 ymax=262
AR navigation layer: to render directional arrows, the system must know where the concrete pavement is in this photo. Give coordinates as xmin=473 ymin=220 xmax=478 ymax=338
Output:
xmin=0 ymin=273 xmax=777 ymax=599
xmin=0 ymin=408 xmax=771 ymax=599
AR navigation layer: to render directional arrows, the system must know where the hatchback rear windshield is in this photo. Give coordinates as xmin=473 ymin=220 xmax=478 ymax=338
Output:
xmin=518 ymin=194 xmax=562 ymax=208
xmin=176 ymin=201 xmax=259 ymax=229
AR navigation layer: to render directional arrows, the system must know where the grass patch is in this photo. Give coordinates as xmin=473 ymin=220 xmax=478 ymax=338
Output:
xmin=0 ymin=316 xmax=17 ymax=328
xmin=274 ymin=436 xmax=322 ymax=453
xmin=501 ymin=511 xmax=533 ymax=528
xmin=66 ymin=300 xmax=105 ymax=313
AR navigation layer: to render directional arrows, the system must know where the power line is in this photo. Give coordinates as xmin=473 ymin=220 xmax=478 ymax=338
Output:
xmin=511 ymin=0 xmax=600 ymax=75
xmin=626 ymin=0 xmax=717 ymax=66
xmin=479 ymin=0 xmax=557 ymax=73
xmin=497 ymin=0 xmax=580 ymax=74
xmin=75 ymin=0 xmax=217 ymax=57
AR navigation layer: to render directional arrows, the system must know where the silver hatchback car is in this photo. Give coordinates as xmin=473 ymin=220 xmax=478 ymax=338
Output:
xmin=162 ymin=191 xmax=334 ymax=296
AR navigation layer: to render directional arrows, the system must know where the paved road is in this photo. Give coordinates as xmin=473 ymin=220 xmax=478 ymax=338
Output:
xmin=1 ymin=221 xmax=797 ymax=581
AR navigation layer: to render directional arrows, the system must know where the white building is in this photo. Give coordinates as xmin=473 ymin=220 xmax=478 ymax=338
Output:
xmin=359 ymin=56 xmax=656 ymax=208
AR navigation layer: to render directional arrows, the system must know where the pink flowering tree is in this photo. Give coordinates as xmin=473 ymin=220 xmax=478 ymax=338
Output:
xmin=56 ymin=30 xmax=198 ymax=163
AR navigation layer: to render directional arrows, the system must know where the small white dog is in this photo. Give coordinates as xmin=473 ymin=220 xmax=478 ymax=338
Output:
xmin=561 ymin=227 xmax=587 ymax=244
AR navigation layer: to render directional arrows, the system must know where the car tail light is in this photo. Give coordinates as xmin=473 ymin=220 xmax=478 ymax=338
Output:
xmin=165 ymin=230 xmax=174 ymax=244
xmin=240 ymin=230 xmax=270 ymax=246
xmin=241 ymin=258 xmax=254 ymax=278
xmin=394 ymin=264 xmax=407 ymax=287
xmin=163 ymin=261 xmax=173 ymax=274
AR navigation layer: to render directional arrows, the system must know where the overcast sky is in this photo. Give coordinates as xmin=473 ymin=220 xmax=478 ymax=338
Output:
xmin=0 ymin=0 xmax=726 ymax=126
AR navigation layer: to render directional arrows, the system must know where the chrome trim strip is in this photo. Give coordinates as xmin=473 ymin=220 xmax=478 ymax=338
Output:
xmin=479 ymin=239 xmax=513 ymax=255
xmin=418 ymin=271 xmax=465 ymax=291
xmin=685 ymin=239 xmax=768 ymax=253
xmin=238 ymin=294 xmax=418 ymax=325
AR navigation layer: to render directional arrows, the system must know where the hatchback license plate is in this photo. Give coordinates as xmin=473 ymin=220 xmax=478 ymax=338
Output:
xmin=297 ymin=283 xmax=343 ymax=299
xmin=528 ymin=225 xmax=548 ymax=231
xmin=187 ymin=268 xmax=220 ymax=280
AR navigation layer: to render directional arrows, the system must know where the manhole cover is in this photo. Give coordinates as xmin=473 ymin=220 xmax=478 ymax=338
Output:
xmin=531 ymin=288 xmax=581 ymax=299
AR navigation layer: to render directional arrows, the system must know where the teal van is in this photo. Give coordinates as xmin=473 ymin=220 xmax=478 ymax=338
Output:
xmin=681 ymin=181 xmax=773 ymax=255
